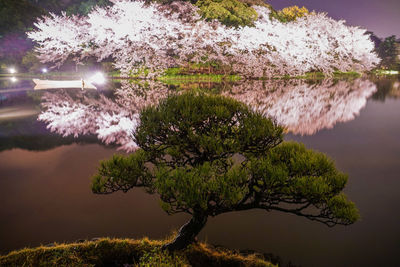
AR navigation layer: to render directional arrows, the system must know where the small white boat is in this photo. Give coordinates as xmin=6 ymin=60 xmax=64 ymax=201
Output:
xmin=33 ymin=79 xmax=97 ymax=90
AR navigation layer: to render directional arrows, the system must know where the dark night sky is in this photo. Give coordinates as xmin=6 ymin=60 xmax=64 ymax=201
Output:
xmin=270 ymin=0 xmax=400 ymax=38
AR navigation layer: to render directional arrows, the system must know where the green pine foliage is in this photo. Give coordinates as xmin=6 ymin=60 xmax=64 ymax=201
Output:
xmin=0 ymin=0 xmax=43 ymax=36
xmin=195 ymin=0 xmax=258 ymax=27
xmin=92 ymin=92 xmax=359 ymax=250
xmin=148 ymin=0 xmax=262 ymax=27
xmin=65 ymin=0 xmax=112 ymax=16
xmin=378 ymin=36 xmax=400 ymax=70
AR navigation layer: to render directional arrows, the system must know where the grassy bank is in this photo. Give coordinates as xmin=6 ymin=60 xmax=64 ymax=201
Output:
xmin=157 ymin=73 xmax=241 ymax=84
xmin=0 ymin=68 xmax=374 ymax=82
xmin=0 ymin=238 xmax=276 ymax=267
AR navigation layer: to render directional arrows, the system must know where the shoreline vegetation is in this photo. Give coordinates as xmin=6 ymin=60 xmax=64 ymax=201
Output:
xmin=1 ymin=69 xmax=398 ymax=82
xmin=0 ymin=237 xmax=278 ymax=267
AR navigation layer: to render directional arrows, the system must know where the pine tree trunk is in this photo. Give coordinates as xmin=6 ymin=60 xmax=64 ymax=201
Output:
xmin=162 ymin=212 xmax=207 ymax=251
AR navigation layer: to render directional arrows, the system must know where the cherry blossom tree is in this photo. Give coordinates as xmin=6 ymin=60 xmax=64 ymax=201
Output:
xmin=28 ymin=0 xmax=380 ymax=77
xmin=27 ymin=12 xmax=91 ymax=68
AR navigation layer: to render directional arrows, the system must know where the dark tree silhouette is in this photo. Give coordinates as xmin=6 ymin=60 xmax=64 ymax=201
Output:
xmin=378 ymin=35 xmax=400 ymax=70
xmin=92 ymin=92 xmax=359 ymax=251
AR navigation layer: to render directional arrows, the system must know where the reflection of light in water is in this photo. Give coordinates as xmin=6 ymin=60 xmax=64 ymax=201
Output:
xmin=10 ymin=77 xmax=17 ymax=83
xmin=0 ymin=106 xmax=39 ymax=120
xmin=222 ymin=79 xmax=377 ymax=135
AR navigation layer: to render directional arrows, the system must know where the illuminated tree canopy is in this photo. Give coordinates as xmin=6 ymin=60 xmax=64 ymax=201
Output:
xmin=28 ymin=0 xmax=380 ymax=77
xmin=91 ymin=92 xmax=359 ymax=251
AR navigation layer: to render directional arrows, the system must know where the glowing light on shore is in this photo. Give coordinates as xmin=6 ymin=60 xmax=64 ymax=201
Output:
xmin=42 ymin=68 xmax=48 ymax=73
xmin=381 ymin=70 xmax=399 ymax=75
xmin=8 ymin=68 xmax=16 ymax=74
xmin=89 ymin=72 xmax=106 ymax=85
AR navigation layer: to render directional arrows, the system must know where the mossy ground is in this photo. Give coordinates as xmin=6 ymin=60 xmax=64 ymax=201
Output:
xmin=0 ymin=237 xmax=276 ymax=267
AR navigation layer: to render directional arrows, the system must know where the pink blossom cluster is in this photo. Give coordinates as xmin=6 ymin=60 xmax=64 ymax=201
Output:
xmin=28 ymin=0 xmax=380 ymax=77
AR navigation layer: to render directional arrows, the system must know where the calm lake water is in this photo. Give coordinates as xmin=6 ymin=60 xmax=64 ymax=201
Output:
xmin=0 ymin=76 xmax=399 ymax=266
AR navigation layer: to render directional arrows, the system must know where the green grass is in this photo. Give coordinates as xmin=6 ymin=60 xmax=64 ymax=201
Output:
xmin=158 ymin=73 xmax=241 ymax=85
xmin=0 ymin=238 xmax=276 ymax=267
xmin=157 ymin=65 xmax=241 ymax=84
xmin=159 ymin=69 xmax=363 ymax=82
xmin=332 ymin=71 xmax=363 ymax=78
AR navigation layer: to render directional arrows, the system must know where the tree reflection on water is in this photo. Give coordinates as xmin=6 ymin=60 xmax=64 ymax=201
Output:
xmin=38 ymin=81 xmax=169 ymax=152
xmin=222 ymin=79 xmax=377 ymax=135
xmin=38 ymin=79 xmax=377 ymax=151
